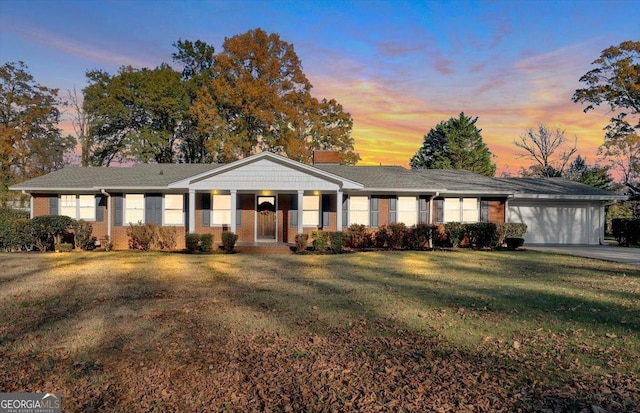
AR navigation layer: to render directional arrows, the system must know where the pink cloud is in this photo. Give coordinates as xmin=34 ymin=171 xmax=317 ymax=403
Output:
xmin=2 ymin=20 xmax=153 ymax=68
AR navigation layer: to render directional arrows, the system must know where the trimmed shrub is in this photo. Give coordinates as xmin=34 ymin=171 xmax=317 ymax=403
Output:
xmin=375 ymin=223 xmax=408 ymax=250
xmin=31 ymin=215 xmax=73 ymax=252
xmin=127 ymin=222 xmax=156 ymax=251
xmin=495 ymin=223 xmax=528 ymax=245
xmin=294 ymin=233 xmax=309 ymax=252
xmin=12 ymin=219 xmax=33 ymax=251
xmin=186 ymin=234 xmax=200 ymax=253
xmin=0 ymin=207 xmax=29 ymax=251
xmin=200 ymin=234 xmax=214 ymax=252
xmin=221 ymin=232 xmax=238 ymax=253
xmin=72 ymin=219 xmax=95 ymax=250
xmin=406 ymin=224 xmax=436 ymax=250
xmin=312 ymin=230 xmax=330 ymax=252
xmin=505 ymin=237 xmax=525 ymax=250
xmin=431 ymin=224 xmax=451 ymax=248
xmin=612 ymin=218 xmax=640 ymax=246
xmin=329 ymin=231 xmax=346 ymax=254
xmin=465 ymin=223 xmax=498 ymax=249
xmin=157 ymin=226 xmax=178 ymax=250
xmin=345 ymin=224 xmax=372 ymax=250
xmin=444 ymin=222 xmax=466 ymax=248
xmin=55 ymin=242 xmax=73 ymax=252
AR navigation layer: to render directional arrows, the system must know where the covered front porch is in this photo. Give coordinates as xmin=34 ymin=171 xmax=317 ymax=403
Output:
xmin=170 ymin=152 xmax=363 ymax=243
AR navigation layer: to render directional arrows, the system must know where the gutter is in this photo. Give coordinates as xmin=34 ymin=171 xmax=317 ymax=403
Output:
xmin=101 ymin=189 xmax=111 ymax=243
xmin=504 ymin=194 xmax=514 ymax=223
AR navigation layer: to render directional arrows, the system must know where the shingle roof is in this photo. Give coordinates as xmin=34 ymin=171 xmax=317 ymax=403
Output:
xmin=9 ymin=160 xmax=623 ymax=200
xmin=412 ymin=169 xmax=511 ymax=193
xmin=314 ymin=165 xmax=428 ymax=190
xmin=494 ymin=177 xmax=623 ymax=197
xmin=11 ymin=164 xmax=221 ymax=189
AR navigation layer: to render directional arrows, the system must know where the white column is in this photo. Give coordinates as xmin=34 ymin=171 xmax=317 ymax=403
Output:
xmin=297 ymin=190 xmax=304 ymax=234
xmin=188 ymin=190 xmax=196 ymax=234
xmin=230 ymin=190 xmax=237 ymax=234
xmin=336 ymin=190 xmax=343 ymax=231
xmin=29 ymin=194 xmax=34 ymax=219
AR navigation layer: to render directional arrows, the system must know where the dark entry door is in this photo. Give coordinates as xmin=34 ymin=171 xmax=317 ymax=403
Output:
xmin=257 ymin=196 xmax=276 ymax=240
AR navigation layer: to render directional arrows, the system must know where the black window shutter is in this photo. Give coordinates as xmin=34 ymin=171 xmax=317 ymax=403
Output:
xmin=321 ymin=194 xmax=330 ymax=228
xmin=342 ymin=196 xmax=349 ymax=227
xmin=183 ymin=194 xmax=189 ymax=228
xmin=49 ymin=195 xmax=58 ymax=215
xmin=436 ymin=199 xmax=444 ymax=223
xmin=480 ymin=200 xmax=489 ymax=223
xmin=145 ymin=194 xmax=162 ymax=225
xmin=201 ymin=193 xmax=211 ymax=227
xmin=114 ymin=194 xmax=123 ymax=226
xmin=95 ymin=195 xmax=105 ymax=222
xmin=388 ymin=197 xmax=397 ymax=223
xmin=290 ymin=195 xmax=298 ymax=227
xmin=419 ymin=196 xmax=428 ymax=224
xmin=370 ymin=197 xmax=379 ymax=228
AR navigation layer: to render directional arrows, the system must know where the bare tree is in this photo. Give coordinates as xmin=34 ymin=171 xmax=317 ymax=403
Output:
xmin=514 ymin=125 xmax=577 ymax=177
xmin=67 ymin=86 xmax=91 ymax=166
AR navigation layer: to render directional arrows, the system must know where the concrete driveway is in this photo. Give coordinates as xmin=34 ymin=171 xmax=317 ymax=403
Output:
xmin=527 ymin=245 xmax=640 ymax=266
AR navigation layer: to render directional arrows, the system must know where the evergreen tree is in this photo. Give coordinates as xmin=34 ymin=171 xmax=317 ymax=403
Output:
xmin=410 ymin=113 xmax=496 ymax=177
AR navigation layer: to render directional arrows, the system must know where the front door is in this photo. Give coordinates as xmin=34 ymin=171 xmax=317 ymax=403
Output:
xmin=257 ymin=196 xmax=276 ymax=240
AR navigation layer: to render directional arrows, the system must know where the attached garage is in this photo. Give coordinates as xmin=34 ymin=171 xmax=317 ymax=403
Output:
xmin=497 ymin=177 xmax=627 ymax=246
xmin=507 ymin=199 xmax=603 ymax=245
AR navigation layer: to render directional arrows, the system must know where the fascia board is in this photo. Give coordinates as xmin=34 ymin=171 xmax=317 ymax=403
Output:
xmin=511 ymin=194 xmax=628 ymax=201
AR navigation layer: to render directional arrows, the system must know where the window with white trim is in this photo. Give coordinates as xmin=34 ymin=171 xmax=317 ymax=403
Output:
xmin=444 ymin=198 xmax=460 ymax=222
xmin=164 ymin=194 xmax=184 ymax=226
xmin=78 ymin=195 xmax=95 ymax=220
xmin=125 ymin=194 xmax=144 ymax=224
xmin=60 ymin=194 xmax=96 ymax=220
xmin=212 ymin=194 xmax=231 ymax=225
xmin=302 ymin=195 xmax=319 ymax=226
xmin=349 ymin=196 xmax=369 ymax=226
xmin=397 ymin=196 xmax=417 ymax=226
xmin=60 ymin=195 xmax=77 ymax=218
xmin=462 ymin=198 xmax=478 ymax=222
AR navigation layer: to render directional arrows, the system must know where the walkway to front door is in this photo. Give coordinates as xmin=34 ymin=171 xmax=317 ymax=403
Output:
xmin=257 ymin=196 xmax=276 ymax=240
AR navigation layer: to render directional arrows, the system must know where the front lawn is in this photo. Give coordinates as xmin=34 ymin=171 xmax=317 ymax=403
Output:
xmin=1 ymin=250 xmax=638 ymax=411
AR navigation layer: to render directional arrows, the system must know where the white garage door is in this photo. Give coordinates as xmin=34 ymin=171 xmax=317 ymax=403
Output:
xmin=507 ymin=201 xmax=593 ymax=245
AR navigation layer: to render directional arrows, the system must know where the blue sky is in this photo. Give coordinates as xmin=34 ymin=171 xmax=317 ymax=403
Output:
xmin=1 ymin=0 xmax=638 ymax=173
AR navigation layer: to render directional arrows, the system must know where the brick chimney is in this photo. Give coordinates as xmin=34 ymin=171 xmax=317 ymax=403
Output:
xmin=312 ymin=150 xmax=341 ymax=165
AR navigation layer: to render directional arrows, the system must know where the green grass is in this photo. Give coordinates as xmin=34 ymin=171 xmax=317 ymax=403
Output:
xmin=0 ymin=250 xmax=638 ymax=411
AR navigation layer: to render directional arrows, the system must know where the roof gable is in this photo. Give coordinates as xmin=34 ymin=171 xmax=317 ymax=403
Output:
xmin=169 ymin=152 xmax=363 ymax=190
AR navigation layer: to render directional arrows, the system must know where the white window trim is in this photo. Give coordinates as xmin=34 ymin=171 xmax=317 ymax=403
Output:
xmin=443 ymin=197 xmax=479 ymax=223
xmin=349 ymin=196 xmax=369 ymax=226
xmin=164 ymin=194 xmax=184 ymax=226
xmin=59 ymin=194 xmax=96 ymax=221
xmin=302 ymin=195 xmax=320 ymax=227
xmin=397 ymin=196 xmax=417 ymax=227
xmin=212 ymin=194 xmax=231 ymax=226
xmin=125 ymin=194 xmax=145 ymax=225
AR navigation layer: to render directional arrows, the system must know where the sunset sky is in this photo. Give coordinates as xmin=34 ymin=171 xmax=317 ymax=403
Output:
xmin=1 ymin=0 xmax=638 ymax=175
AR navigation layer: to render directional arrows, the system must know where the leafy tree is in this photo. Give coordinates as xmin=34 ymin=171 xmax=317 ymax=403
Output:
xmin=573 ymin=41 xmax=640 ymax=185
xmin=410 ymin=112 xmax=496 ymax=177
xmin=196 ymin=28 xmax=358 ymax=164
xmin=0 ymin=61 xmax=74 ymax=204
xmin=172 ymin=39 xmax=217 ymax=163
xmin=83 ymin=64 xmax=189 ymax=165
xmin=565 ymin=155 xmax=613 ymax=190
xmin=514 ymin=125 xmax=577 ymax=177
